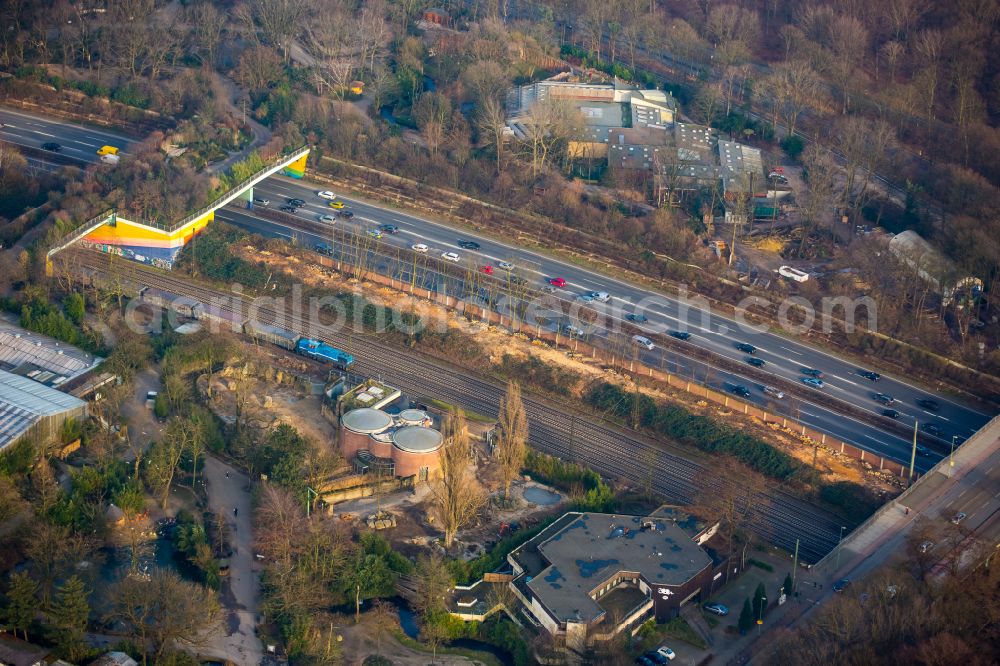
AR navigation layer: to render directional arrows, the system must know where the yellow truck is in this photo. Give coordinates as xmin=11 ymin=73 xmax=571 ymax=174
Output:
xmin=97 ymin=145 xmax=119 ymax=156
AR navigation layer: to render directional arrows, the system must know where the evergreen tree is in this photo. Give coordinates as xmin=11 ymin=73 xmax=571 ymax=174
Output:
xmin=738 ymin=597 xmax=754 ymax=634
xmin=4 ymin=571 xmax=38 ymax=641
xmin=50 ymin=575 xmax=90 ymax=662
xmin=753 ymin=582 xmax=768 ymax=618
xmin=783 ymin=573 xmax=794 ymax=596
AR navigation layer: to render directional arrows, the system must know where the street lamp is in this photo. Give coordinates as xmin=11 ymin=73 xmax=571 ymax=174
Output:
xmin=834 ymin=526 xmax=846 ymax=570
xmin=950 ymin=435 xmax=958 ymax=468
xmin=756 ymin=596 xmax=766 ymax=634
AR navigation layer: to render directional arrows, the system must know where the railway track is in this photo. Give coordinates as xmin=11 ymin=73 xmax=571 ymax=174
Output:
xmin=69 ymin=249 xmax=843 ymax=561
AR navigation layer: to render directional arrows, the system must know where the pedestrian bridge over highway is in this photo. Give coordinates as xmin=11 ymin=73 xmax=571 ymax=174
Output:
xmin=47 ymin=146 xmax=310 ymax=271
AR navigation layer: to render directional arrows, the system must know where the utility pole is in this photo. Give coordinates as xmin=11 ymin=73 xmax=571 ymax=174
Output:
xmin=834 ymin=525 xmax=846 ymax=570
xmin=791 ymin=539 xmax=800 ymax=595
xmin=306 ymin=486 xmax=318 ymax=518
xmin=908 ymin=420 xmax=919 ymax=483
xmin=950 ymin=435 xmax=958 ymax=469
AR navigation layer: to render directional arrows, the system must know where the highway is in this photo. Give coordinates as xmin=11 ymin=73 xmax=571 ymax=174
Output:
xmin=0 ymin=107 xmax=132 ymax=164
xmin=67 ymin=248 xmax=846 ymax=562
xmin=212 ymin=175 xmax=993 ymax=468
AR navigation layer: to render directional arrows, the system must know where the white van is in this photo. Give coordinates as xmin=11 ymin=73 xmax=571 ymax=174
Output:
xmin=632 ymin=335 xmax=655 ymax=350
xmin=778 ymin=266 xmax=810 ymax=282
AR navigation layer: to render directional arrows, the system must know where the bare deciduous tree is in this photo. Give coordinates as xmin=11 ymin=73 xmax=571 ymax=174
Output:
xmin=431 ymin=411 xmax=487 ymax=548
xmin=495 ymin=381 xmax=528 ymax=505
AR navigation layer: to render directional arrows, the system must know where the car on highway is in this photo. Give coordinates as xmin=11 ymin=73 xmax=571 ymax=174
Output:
xmin=801 ymin=368 xmax=824 ymax=377
xmin=584 ymin=291 xmax=611 ymax=302
xmin=764 ymin=386 xmax=785 ymax=399
xmin=562 ymin=324 xmax=585 ymax=336
xmin=735 ymin=342 xmax=756 ymax=354
xmin=916 ymin=445 xmax=932 ymax=457
xmin=656 ymin=646 xmax=676 ymax=661
xmin=411 ymin=243 xmax=428 ymax=253
xmin=703 ymin=602 xmax=729 ymax=616
xmin=337 ymin=210 xmax=354 ymax=219
xmin=41 ymin=142 xmax=62 ymax=152
xmin=924 ymin=423 xmax=944 ymax=437
xmin=670 ymin=331 xmax=691 ymax=340
xmin=319 ymin=214 xmax=337 ymax=223
xmin=832 ymin=579 xmax=851 ymax=593
xmin=366 ymin=229 xmax=383 ymax=239
xmin=873 ymin=393 xmax=895 ymax=405
xmin=746 ymin=357 xmax=766 ymax=368
xmin=480 ymin=265 xmax=494 ymax=275
xmin=279 ymin=205 xmax=298 ymax=213
xmin=882 ymin=409 xmax=900 ymax=419
xmin=916 ymin=398 xmax=940 ymax=411
xmin=497 ymin=261 xmax=514 ymax=270
xmin=548 ymin=277 xmax=567 ymax=288
xmin=632 ymin=335 xmax=655 ymax=350
xmin=252 ymin=196 xmax=270 ymax=206
xmin=626 ymin=313 xmax=649 ymax=323
xmin=313 ymin=243 xmax=332 ymax=255
xmin=441 ymin=251 xmax=461 ymax=262
xmin=729 ymin=385 xmax=751 ymax=397
xmin=328 ymin=200 xmax=345 ymax=209
xmin=859 ymin=370 xmax=881 ymax=381
xmin=458 ymin=240 xmax=481 ymax=250
xmin=802 ymin=377 xmax=825 ymax=388
xmin=317 ymin=190 xmax=336 ymax=199
xmin=287 ymin=198 xmax=306 ymax=207
xmin=951 ymin=512 xmax=966 ymax=525
xmin=919 ymin=540 xmax=934 ymax=553
xmin=379 ymin=224 xmax=399 ymax=234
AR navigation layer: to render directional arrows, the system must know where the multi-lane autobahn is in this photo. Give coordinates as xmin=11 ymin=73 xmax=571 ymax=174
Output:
xmin=0 ymin=107 xmax=132 ymax=164
xmin=213 ymin=175 xmax=993 ymax=469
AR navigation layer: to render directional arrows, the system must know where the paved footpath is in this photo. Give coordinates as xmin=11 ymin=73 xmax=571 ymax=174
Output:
xmin=200 ymin=455 xmax=264 ymax=665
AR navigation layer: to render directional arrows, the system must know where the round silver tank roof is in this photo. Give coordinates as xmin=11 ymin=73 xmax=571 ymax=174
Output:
xmin=392 ymin=426 xmax=443 ymax=453
xmin=398 ymin=409 xmax=429 ymax=425
xmin=341 ymin=408 xmax=393 ymax=434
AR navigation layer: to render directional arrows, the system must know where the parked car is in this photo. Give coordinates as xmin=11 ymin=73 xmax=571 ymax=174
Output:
xmin=801 ymin=368 xmax=824 ymax=377
xmin=458 ymin=240 xmax=481 ymax=250
xmin=313 ymin=243 xmax=332 ymax=255
xmin=746 ymin=357 xmax=766 ymax=368
xmin=703 ymin=602 xmax=729 ymax=616
xmin=802 ymin=377 xmax=825 ymax=388
xmin=778 ymin=265 xmax=810 ymax=282
xmin=632 ymin=335 xmax=655 ymax=350
xmin=41 ymin=142 xmax=62 ymax=151
xmin=919 ymin=540 xmax=934 ymax=553
xmin=670 ymin=331 xmax=691 ymax=340
xmin=319 ymin=214 xmax=336 ymax=223
xmin=882 ymin=409 xmax=900 ymax=419
xmin=735 ymin=342 xmax=756 ymax=354
xmin=252 ymin=196 xmax=270 ymax=206
xmin=317 ymin=190 xmax=336 ymax=199
xmin=916 ymin=398 xmax=940 ymax=411
xmin=646 ymin=652 xmax=670 ymax=665
xmin=441 ymin=251 xmax=461 ymax=262
xmin=873 ymin=393 xmax=895 ymax=405
xmin=626 ymin=313 xmax=649 ymax=323
xmin=951 ymin=512 xmax=966 ymax=525
xmin=859 ymin=370 xmax=881 ymax=381
xmin=547 ymin=277 xmax=567 ymax=288
xmin=729 ymin=385 xmax=751 ymax=397
xmin=656 ymin=646 xmax=676 ymax=661
xmin=379 ymin=224 xmax=399 ymax=234
xmin=832 ymin=579 xmax=851 ymax=593
xmin=636 ymin=656 xmax=656 ymax=666
xmin=497 ymin=261 xmax=514 ymax=270
xmin=763 ymin=386 xmax=785 ymax=400
xmin=411 ymin=243 xmax=428 ymax=253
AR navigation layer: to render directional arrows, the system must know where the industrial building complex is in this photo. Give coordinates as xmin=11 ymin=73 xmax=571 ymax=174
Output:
xmin=339 ymin=407 xmax=444 ymax=481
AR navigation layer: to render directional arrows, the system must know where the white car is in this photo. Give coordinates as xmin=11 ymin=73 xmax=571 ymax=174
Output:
xmin=632 ymin=335 xmax=655 ymax=350
xmin=441 ymin=252 xmax=461 ymax=262
xmin=657 ymin=646 xmax=676 ymax=661
xmin=497 ymin=260 xmax=514 ymax=271
xmin=585 ymin=291 xmax=611 ymax=302
xmin=778 ymin=265 xmax=810 ymax=282
xmin=412 ymin=243 xmax=429 ymax=253
xmin=319 ymin=214 xmax=337 ymax=223
xmin=317 ymin=190 xmax=336 ymax=200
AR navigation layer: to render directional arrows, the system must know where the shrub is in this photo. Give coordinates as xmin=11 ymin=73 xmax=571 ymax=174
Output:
xmin=781 ymin=135 xmax=805 ymax=160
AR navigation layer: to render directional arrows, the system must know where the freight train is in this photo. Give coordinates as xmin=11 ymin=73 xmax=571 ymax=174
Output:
xmin=138 ymin=287 xmax=355 ymax=370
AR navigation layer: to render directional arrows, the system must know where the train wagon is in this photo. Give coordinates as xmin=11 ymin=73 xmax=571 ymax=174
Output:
xmin=296 ymin=338 xmax=354 ymax=369
xmin=243 ymin=321 xmax=300 ymax=350
xmin=192 ymin=303 xmax=245 ymax=333
xmin=139 ymin=287 xmax=199 ymax=318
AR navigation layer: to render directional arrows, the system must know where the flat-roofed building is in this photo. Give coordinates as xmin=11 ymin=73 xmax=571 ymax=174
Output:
xmin=0 ymin=369 xmax=88 ymax=452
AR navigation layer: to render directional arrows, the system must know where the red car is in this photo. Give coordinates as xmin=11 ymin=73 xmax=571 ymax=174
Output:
xmin=480 ymin=265 xmax=494 ymax=275
xmin=548 ymin=277 xmax=566 ymax=288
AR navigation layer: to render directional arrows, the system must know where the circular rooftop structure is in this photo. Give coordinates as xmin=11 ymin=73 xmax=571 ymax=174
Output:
xmin=341 ymin=408 xmax=393 ymax=434
xmin=398 ymin=409 xmax=429 ymax=426
xmin=392 ymin=426 xmax=443 ymax=453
